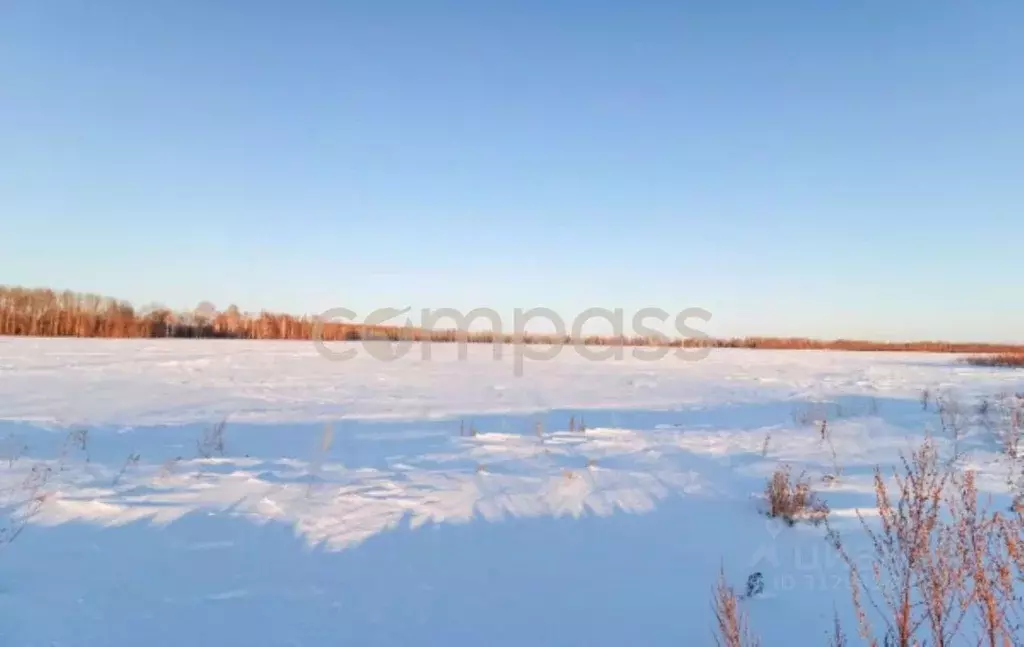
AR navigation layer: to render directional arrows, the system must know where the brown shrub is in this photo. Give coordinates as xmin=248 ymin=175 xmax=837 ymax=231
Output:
xmin=965 ymin=353 xmax=1024 ymax=368
xmin=764 ymin=464 xmax=829 ymax=526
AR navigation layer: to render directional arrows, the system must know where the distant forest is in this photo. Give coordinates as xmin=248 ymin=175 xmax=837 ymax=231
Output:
xmin=1 ymin=284 xmax=1022 ymax=354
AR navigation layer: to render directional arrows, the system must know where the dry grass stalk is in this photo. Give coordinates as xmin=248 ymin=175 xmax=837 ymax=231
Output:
xmin=0 ymin=464 xmax=52 ymax=546
xmin=2 ymin=434 xmax=28 ymax=468
xmin=868 ymin=397 xmax=880 ymax=416
xmin=459 ymin=419 xmax=480 ymax=438
xmin=159 ymin=456 xmax=181 ymax=479
xmin=307 ymin=423 xmax=334 ymax=497
xmin=712 ymin=567 xmax=760 ymax=647
xmin=59 ymin=428 xmax=90 ymax=465
xmin=818 ymin=418 xmax=843 ymax=483
xmin=993 ymin=394 xmax=1024 ymax=459
xmin=949 ymin=470 xmax=1015 ymax=647
xmin=196 ymin=419 xmax=227 ymax=459
xmin=936 ymin=395 xmax=967 ymax=463
xmin=827 ymin=609 xmax=848 ymax=647
xmin=112 ymin=452 xmax=141 ymax=486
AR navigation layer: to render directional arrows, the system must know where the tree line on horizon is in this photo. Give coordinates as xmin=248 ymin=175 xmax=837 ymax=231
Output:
xmin=1 ymin=284 xmax=1021 ymax=354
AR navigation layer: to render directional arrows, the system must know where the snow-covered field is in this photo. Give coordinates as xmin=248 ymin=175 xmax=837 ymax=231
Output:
xmin=1 ymin=338 xmax=1023 ymax=646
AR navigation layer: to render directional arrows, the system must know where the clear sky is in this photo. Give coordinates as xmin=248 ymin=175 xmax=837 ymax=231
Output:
xmin=2 ymin=1 xmax=1021 ymax=341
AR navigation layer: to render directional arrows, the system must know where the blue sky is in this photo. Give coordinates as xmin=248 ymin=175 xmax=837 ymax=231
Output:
xmin=2 ymin=1 xmax=1021 ymax=341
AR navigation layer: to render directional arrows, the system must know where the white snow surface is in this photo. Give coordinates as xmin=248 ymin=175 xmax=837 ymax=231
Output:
xmin=1 ymin=337 xmax=1017 ymax=426
xmin=1 ymin=338 xmax=1023 ymax=646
